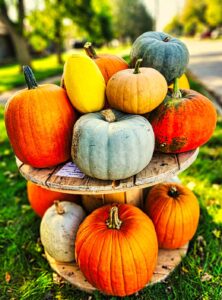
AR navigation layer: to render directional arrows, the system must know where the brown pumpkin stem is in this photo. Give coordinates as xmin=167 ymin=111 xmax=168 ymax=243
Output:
xmin=168 ymin=186 xmax=180 ymax=198
xmin=23 ymin=65 xmax=38 ymax=89
xmin=172 ymin=78 xmax=182 ymax=99
xmin=54 ymin=200 xmax=65 ymax=215
xmin=101 ymin=109 xmax=116 ymax=122
xmin=84 ymin=42 xmax=98 ymax=59
xmin=133 ymin=58 xmax=143 ymax=74
xmin=163 ymin=36 xmax=170 ymax=42
xmin=106 ymin=206 xmax=122 ymax=230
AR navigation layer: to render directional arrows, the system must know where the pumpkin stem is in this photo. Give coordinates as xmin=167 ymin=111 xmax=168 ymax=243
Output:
xmin=101 ymin=109 xmax=116 ymax=122
xmin=133 ymin=58 xmax=143 ymax=74
xmin=168 ymin=186 xmax=180 ymax=198
xmin=54 ymin=200 xmax=65 ymax=215
xmin=163 ymin=36 xmax=170 ymax=42
xmin=106 ymin=206 xmax=122 ymax=230
xmin=172 ymin=78 xmax=182 ymax=99
xmin=23 ymin=65 xmax=38 ymax=89
xmin=84 ymin=42 xmax=98 ymax=59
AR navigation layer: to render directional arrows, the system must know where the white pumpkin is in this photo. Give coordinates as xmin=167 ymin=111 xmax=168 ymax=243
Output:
xmin=40 ymin=201 xmax=86 ymax=262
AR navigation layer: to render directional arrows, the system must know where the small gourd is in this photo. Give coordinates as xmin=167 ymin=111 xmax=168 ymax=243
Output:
xmin=40 ymin=201 xmax=85 ymax=262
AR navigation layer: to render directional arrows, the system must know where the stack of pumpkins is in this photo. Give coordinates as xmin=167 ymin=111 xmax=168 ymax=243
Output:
xmin=4 ymin=31 xmax=217 ymax=296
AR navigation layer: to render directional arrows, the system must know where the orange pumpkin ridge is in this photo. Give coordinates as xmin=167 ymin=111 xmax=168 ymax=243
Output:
xmin=145 ymin=183 xmax=200 ymax=249
xmin=84 ymin=42 xmax=128 ymax=84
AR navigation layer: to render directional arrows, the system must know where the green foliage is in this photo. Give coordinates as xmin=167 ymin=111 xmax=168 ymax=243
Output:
xmin=205 ymin=0 xmax=222 ymax=28
xmin=164 ymin=15 xmax=183 ymax=36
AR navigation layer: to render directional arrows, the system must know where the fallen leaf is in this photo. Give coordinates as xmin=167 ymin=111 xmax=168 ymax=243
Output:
xmin=181 ymin=266 xmax=189 ymax=273
xmin=5 ymin=272 xmax=11 ymax=283
xmin=212 ymin=229 xmax=221 ymax=239
xmin=201 ymin=273 xmax=212 ymax=282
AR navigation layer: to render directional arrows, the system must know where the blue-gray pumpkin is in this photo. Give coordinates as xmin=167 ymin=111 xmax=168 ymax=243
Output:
xmin=71 ymin=109 xmax=155 ymax=180
xmin=130 ymin=31 xmax=189 ymax=84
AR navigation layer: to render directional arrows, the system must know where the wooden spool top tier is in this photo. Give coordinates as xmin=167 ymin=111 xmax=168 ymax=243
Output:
xmin=16 ymin=149 xmax=198 ymax=194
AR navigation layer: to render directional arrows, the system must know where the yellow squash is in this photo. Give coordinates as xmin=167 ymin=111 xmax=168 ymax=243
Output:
xmin=169 ymin=73 xmax=190 ymax=89
xmin=63 ymin=54 xmax=106 ymax=113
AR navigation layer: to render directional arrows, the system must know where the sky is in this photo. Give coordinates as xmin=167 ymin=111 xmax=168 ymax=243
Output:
xmin=144 ymin=0 xmax=185 ymax=30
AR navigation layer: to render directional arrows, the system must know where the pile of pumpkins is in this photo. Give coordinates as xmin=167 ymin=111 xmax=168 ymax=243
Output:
xmin=4 ymin=31 xmax=217 ymax=296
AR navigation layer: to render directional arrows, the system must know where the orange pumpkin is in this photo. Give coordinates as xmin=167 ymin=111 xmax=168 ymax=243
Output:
xmin=106 ymin=59 xmax=168 ymax=114
xmin=81 ymin=189 xmax=143 ymax=212
xmin=4 ymin=66 xmax=76 ymax=168
xmin=84 ymin=42 xmax=128 ymax=84
xmin=27 ymin=181 xmax=80 ymax=217
xmin=75 ymin=204 xmax=158 ymax=296
xmin=145 ymin=183 xmax=200 ymax=249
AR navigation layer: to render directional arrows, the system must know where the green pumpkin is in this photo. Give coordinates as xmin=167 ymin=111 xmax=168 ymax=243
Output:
xmin=130 ymin=31 xmax=189 ymax=84
xmin=71 ymin=109 xmax=155 ymax=180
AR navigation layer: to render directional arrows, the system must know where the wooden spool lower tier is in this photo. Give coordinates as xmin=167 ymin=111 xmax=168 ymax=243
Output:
xmin=16 ymin=149 xmax=198 ymax=194
xmin=45 ymin=243 xmax=188 ymax=294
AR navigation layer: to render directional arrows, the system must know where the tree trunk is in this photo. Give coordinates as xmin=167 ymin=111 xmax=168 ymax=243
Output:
xmin=54 ymin=10 xmax=63 ymax=65
xmin=10 ymin=31 xmax=32 ymax=67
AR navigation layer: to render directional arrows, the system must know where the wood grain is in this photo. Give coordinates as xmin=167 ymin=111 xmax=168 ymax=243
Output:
xmin=45 ymin=243 xmax=188 ymax=294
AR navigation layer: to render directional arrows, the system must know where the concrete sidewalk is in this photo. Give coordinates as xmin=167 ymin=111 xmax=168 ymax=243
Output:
xmin=0 ymin=75 xmax=61 ymax=106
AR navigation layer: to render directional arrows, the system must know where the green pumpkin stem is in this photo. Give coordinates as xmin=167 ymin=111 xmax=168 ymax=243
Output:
xmin=172 ymin=78 xmax=182 ymax=99
xmin=84 ymin=42 xmax=98 ymax=59
xmin=168 ymin=186 xmax=180 ymax=198
xmin=106 ymin=206 xmax=122 ymax=230
xmin=54 ymin=200 xmax=65 ymax=215
xmin=133 ymin=58 xmax=143 ymax=74
xmin=101 ymin=109 xmax=116 ymax=122
xmin=23 ymin=65 xmax=38 ymax=89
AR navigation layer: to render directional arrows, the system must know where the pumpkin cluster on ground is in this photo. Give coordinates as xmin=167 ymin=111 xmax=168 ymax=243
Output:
xmin=4 ymin=31 xmax=216 ymax=296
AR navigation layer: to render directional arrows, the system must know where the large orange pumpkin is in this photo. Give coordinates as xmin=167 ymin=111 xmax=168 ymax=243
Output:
xmin=144 ymin=183 xmax=200 ymax=249
xmin=27 ymin=181 xmax=80 ymax=217
xmin=106 ymin=59 xmax=168 ymax=114
xmin=84 ymin=42 xmax=128 ymax=84
xmin=75 ymin=204 xmax=158 ymax=296
xmin=149 ymin=79 xmax=217 ymax=153
xmin=4 ymin=66 xmax=76 ymax=168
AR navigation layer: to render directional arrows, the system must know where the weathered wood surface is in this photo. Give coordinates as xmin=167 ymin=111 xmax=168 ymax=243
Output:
xmin=16 ymin=149 xmax=199 ymax=194
xmin=45 ymin=243 xmax=188 ymax=294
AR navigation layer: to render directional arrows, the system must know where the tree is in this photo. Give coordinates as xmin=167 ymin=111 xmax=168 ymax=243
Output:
xmin=0 ymin=0 xmax=31 ymax=67
xmin=113 ymin=0 xmax=153 ymax=42
xmin=206 ymin=0 xmax=222 ymax=28
xmin=164 ymin=15 xmax=183 ymax=36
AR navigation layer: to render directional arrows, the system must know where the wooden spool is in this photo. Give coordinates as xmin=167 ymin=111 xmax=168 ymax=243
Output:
xmin=45 ymin=243 xmax=189 ymax=293
xmin=16 ymin=149 xmax=199 ymax=194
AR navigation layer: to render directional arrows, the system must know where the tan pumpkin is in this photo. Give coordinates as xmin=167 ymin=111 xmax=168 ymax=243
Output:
xmin=144 ymin=183 xmax=200 ymax=249
xmin=106 ymin=59 xmax=167 ymax=114
xmin=81 ymin=189 xmax=143 ymax=212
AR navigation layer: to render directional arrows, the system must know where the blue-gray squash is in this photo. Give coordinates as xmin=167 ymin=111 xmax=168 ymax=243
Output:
xmin=71 ymin=109 xmax=155 ymax=180
xmin=130 ymin=31 xmax=189 ymax=84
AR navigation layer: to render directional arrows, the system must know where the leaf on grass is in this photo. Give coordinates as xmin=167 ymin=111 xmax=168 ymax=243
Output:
xmin=5 ymin=272 xmax=11 ymax=283
xmin=181 ymin=266 xmax=189 ymax=273
xmin=201 ymin=273 xmax=213 ymax=282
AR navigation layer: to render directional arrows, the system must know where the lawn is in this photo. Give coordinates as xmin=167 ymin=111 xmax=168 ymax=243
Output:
xmin=0 ymin=79 xmax=221 ymax=300
xmin=0 ymin=45 xmax=131 ymax=93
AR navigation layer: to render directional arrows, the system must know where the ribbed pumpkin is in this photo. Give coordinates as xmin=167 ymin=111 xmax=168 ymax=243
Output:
xmin=63 ymin=54 xmax=105 ymax=113
xmin=169 ymin=73 xmax=190 ymax=89
xmin=75 ymin=204 xmax=158 ymax=296
xmin=4 ymin=66 xmax=76 ymax=168
xmin=144 ymin=183 xmax=200 ymax=249
xmin=149 ymin=79 xmax=217 ymax=153
xmin=72 ymin=109 xmax=155 ymax=180
xmin=81 ymin=189 xmax=143 ymax=212
xmin=27 ymin=181 xmax=80 ymax=217
xmin=106 ymin=59 xmax=167 ymax=114
xmin=130 ymin=31 xmax=189 ymax=84
xmin=84 ymin=42 xmax=128 ymax=84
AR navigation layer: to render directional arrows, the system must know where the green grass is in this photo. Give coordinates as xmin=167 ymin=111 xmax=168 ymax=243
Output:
xmin=0 ymin=79 xmax=222 ymax=299
xmin=0 ymin=45 xmax=131 ymax=93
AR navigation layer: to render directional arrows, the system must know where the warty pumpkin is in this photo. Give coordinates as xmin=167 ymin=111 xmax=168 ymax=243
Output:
xmin=72 ymin=109 xmax=155 ymax=180
xmin=40 ymin=201 xmax=86 ymax=262
xmin=106 ymin=59 xmax=167 ymax=114
xmin=75 ymin=204 xmax=158 ymax=296
xmin=84 ymin=42 xmax=128 ymax=84
xmin=27 ymin=181 xmax=80 ymax=217
xmin=81 ymin=189 xmax=143 ymax=212
xmin=63 ymin=54 xmax=105 ymax=113
xmin=4 ymin=66 xmax=76 ymax=168
xmin=130 ymin=31 xmax=189 ymax=84
xmin=144 ymin=183 xmax=200 ymax=249
xmin=149 ymin=78 xmax=217 ymax=153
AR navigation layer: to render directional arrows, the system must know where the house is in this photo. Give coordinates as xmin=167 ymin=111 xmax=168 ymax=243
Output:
xmin=0 ymin=21 xmax=15 ymax=64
